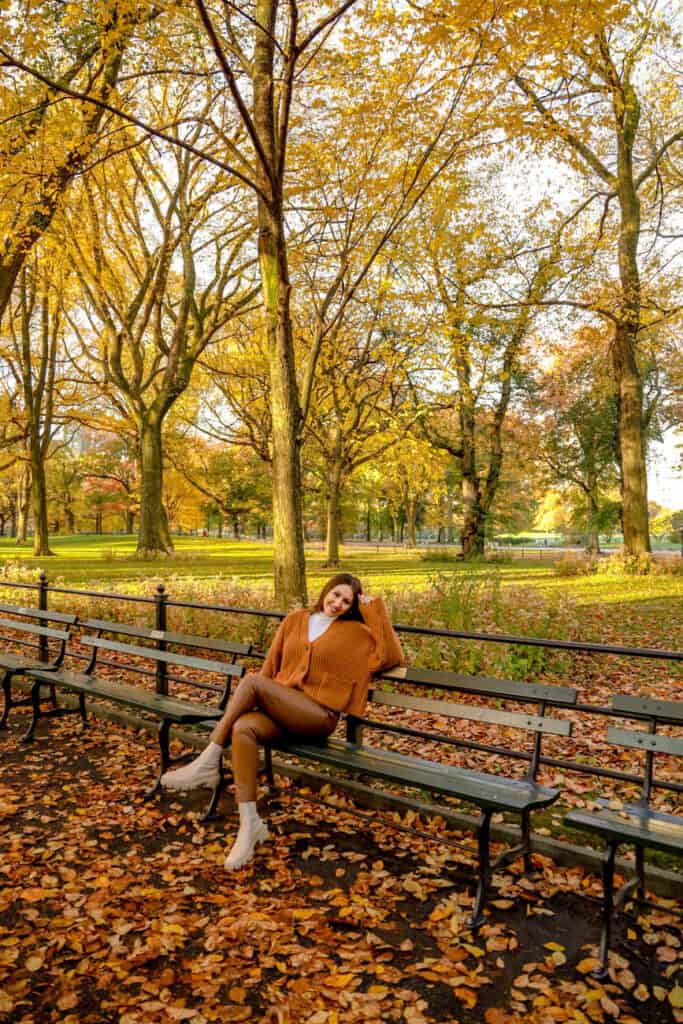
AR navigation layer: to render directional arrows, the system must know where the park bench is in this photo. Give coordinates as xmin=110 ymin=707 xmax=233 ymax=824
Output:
xmin=0 ymin=603 xmax=77 ymax=730
xmin=564 ymin=693 xmax=683 ymax=977
xmin=264 ymin=665 xmax=578 ymax=928
xmin=23 ymin=618 xmax=252 ymax=803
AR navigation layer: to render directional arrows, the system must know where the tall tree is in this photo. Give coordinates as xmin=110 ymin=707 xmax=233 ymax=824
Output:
xmin=0 ymin=255 xmax=79 ymax=556
xmin=64 ymin=126 xmax=256 ymax=555
xmin=477 ymin=0 xmax=683 ymax=553
xmin=0 ymin=1 xmax=151 ymax=318
xmin=529 ymin=333 xmax=620 ymax=553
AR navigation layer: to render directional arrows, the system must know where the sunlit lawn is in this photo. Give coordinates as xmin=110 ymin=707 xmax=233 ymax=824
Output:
xmin=1 ymin=534 xmax=682 ymax=610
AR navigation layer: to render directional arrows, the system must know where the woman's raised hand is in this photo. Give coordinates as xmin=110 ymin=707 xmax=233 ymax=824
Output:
xmin=358 ymin=593 xmax=373 ymax=605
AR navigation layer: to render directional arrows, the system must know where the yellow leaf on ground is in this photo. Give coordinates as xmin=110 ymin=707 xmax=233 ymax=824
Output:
xmin=323 ymin=973 xmax=354 ymax=989
xmin=670 ymin=986 xmax=683 ymax=1009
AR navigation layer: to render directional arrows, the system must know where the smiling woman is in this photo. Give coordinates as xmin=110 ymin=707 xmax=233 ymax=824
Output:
xmin=161 ymin=573 xmax=403 ymax=871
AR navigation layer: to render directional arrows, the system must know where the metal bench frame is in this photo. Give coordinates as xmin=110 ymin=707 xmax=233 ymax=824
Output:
xmin=264 ymin=665 xmax=578 ymax=928
xmin=564 ymin=694 xmax=683 ymax=978
xmin=23 ymin=618 xmax=251 ymax=807
xmin=0 ymin=604 xmax=77 ymax=729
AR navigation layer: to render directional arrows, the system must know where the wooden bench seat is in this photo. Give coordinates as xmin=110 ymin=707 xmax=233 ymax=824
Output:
xmin=268 ymin=666 xmax=577 ymax=928
xmin=567 ymin=801 xmax=683 ymax=855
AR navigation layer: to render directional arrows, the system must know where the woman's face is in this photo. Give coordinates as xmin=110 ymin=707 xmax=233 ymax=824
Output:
xmin=322 ymin=583 xmax=355 ymax=618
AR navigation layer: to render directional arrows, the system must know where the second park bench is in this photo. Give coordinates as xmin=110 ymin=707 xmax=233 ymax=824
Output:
xmin=22 ymin=618 xmax=251 ymax=801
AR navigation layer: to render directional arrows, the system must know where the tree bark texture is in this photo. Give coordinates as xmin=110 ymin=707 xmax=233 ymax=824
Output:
xmin=253 ymin=0 xmax=307 ymax=605
xmin=137 ymin=418 xmax=173 ymax=555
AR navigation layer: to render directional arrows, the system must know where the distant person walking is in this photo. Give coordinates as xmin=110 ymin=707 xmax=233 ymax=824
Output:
xmin=162 ymin=574 xmax=403 ymax=870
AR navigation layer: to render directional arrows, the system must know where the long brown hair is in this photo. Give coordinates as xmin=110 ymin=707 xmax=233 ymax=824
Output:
xmin=312 ymin=573 xmax=363 ymax=621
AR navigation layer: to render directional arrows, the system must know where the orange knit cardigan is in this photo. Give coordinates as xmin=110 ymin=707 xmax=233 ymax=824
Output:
xmin=260 ymin=598 xmax=403 ymax=715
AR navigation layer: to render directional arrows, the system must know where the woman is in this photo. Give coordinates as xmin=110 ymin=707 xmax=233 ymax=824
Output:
xmin=161 ymin=574 xmax=403 ymax=870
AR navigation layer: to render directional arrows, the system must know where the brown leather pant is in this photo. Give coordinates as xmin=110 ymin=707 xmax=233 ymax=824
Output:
xmin=210 ymin=673 xmax=339 ymax=802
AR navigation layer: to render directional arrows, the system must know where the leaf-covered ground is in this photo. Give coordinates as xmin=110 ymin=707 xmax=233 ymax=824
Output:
xmin=1 ymin=713 xmax=681 ymax=1024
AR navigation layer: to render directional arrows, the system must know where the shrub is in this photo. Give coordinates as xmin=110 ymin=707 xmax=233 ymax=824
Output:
xmin=596 ymin=549 xmax=655 ymax=576
xmin=387 ymin=568 xmax=575 ymax=680
xmin=556 ymin=553 xmax=598 ymax=577
xmin=419 ymin=547 xmax=462 ymax=563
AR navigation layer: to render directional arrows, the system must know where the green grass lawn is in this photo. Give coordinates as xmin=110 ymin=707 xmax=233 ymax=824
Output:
xmin=1 ymin=534 xmax=682 ymax=609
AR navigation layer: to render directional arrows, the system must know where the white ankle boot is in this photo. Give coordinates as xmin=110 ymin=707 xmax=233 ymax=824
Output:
xmin=224 ymin=802 xmax=269 ymax=870
xmin=161 ymin=742 xmax=223 ymax=791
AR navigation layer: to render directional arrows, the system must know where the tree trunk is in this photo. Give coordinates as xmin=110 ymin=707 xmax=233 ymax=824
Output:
xmin=253 ymin=0 xmax=307 ymax=606
xmin=612 ymin=67 xmax=650 ymax=554
xmin=30 ymin=442 xmax=53 ymax=556
xmin=324 ymin=456 xmax=343 ymax=567
xmin=95 ymin=510 xmax=102 ymax=534
xmin=613 ymin=323 xmax=650 ymax=553
xmin=461 ymin=477 xmax=486 ymax=557
xmin=65 ymin=508 xmax=75 ymax=533
xmin=137 ymin=417 xmax=173 ymax=556
xmin=406 ymin=498 xmax=417 ymax=547
xmin=16 ymin=468 xmax=30 ymax=542
xmin=459 ymin=394 xmax=486 ymax=557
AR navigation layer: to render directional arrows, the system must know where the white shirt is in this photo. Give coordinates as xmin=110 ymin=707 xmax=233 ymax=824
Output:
xmin=308 ymin=611 xmax=335 ymax=643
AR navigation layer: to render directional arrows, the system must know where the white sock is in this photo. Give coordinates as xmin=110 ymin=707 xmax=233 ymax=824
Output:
xmin=224 ymin=802 xmax=269 ymax=870
xmin=239 ymin=801 xmax=260 ymax=826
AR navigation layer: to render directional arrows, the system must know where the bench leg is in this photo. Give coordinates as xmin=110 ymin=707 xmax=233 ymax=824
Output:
xmin=21 ymin=682 xmax=43 ymax=744
xmin=263 ymin=745 xmax=276 ymax=792
xmin=469 ymin=809 xmax=492 ymax=930
xmin=635 ymin=846 xmax=645 ymax=903
xmin=201 ymin=760 xmax=226 ymax=822
xmin=0 ymin=672 xmax=11 ymax=729
xmin=521 ymin=809 xmax=533 ymax=874
xmin=145 ymin=720 xmax=172 ymax=799
xmin=79 ymin=692 xmax=87 ymax=726
xmin=595 ymin=840 xmax=618 ymax=980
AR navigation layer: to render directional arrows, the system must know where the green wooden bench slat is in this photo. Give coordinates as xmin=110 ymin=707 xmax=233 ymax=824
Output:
xmin=369 ymin=688 xmax=572 ymax=735
xmin=80 ymin=619 xmax=161 ymax=641
xmin=278 ymin=739 xmax=559 ymax=812
xmin=611 ymin=694 xmax=683 ymax=724
xmin=566 ymin=806 xmax=683 ymax=855
xmin=80 ymin=636 xmax=243 ymax=677
xmin=606 ymin=726 xmax=683 ymax=757
xmin=148 ymin=629 xmax=252 ymax=657
xmin=0 ymin=604 xmax=77 ymax=625
xmin=28 ymin=667 xmax=224 ymax=723
xmin=0 ymin=653 xmax=61 ymax=672
xmin=81 ymin=619 xmax=252 ymax=657
xmin=0 ymin=617 xmax=70 ymax=641
xmin=381 ymin=666 xmax=577 ymax=705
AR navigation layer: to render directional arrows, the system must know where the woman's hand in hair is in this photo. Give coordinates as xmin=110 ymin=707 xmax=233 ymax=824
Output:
xmin=358 ymin=593 xmax=373 ymax=605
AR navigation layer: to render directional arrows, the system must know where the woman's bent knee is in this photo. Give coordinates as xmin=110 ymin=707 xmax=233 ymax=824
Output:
xmin=232 ymin=716 xmax=258 ymax=743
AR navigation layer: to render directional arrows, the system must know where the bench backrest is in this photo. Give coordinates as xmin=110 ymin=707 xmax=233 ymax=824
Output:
xmin=0 ymin=605 xmax=75 ymax=665
xmin=76 ymin=619 xmax=250 ymax=708
xmin=0 ymin=604 xmax=78 ymax=626
xmin=609 ymin=694 xmax=683 ymax=802
xmin=381 ymin=666 xmax=577 ymax=705
xmin=356 ymin=666 xmax=577 ymax=782
xmin=80 ymin=619 xmax=252 ymax=661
